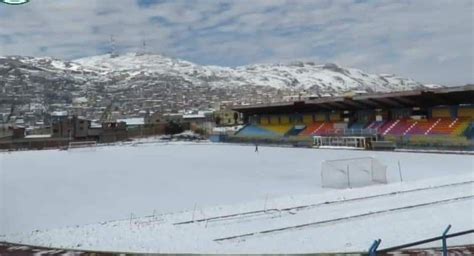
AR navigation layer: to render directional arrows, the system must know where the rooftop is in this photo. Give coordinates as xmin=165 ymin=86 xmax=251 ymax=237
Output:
xmin=233 ymin=85 xmax=474 ymax=114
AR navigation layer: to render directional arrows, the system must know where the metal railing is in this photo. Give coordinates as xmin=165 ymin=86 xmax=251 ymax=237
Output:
xmin=332 ymin=128 xmax=379 ymax=136
xmin=369 ymin=225 xmax=474 ymax=256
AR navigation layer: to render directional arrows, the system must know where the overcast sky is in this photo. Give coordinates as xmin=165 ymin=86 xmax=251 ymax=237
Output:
xmin=0 ymin=0 xmax=472 ymax=85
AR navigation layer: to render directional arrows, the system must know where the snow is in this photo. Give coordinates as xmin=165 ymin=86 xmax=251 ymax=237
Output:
xmin=24 ymin=134 xmax=52 ymax=139
xmin=72 ymin=97 xmax=88 ymax=104
xmin=90 ymin=122 xmax=102 ymax=128
xmin=212 ymin=125 xmax=244 ymax=133
xmin=0 ymin=143 xmax=473 ymax=253
xmin=51 ymin=60 xmax=66 ymax=70
xmin=183 ymin=114 xmax=206 ymax=119
xmin=72 ymin=53 xmax=425 ymax=91
xmin=51 ymin=111 xmax=68 ymax=117
xmin=116 ymin=117 xmax=144 ymax=126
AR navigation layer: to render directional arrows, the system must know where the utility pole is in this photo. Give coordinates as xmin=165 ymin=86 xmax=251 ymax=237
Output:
xmin=109 ymin=35 xmax=118 ymax=57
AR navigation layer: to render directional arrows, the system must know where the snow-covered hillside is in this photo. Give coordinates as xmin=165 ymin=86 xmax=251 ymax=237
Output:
xmin=1 ymin=52 xmax=432 ymax=94
xmin=74 ymin=53 xmax=427 ymax=92
xmin=0 ymin=52 xmax=441 ymax=120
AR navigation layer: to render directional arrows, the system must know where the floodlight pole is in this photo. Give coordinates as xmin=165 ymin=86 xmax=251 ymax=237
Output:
xmin=442 ymin=224 xmax=451 ymax=256
xmin=347 ymin=165 xmax=351 ymax=189
xmin=398 ymin=160 xmax=403 ymax=182
xmin=368 ymin=239 xmax=381 ymax=256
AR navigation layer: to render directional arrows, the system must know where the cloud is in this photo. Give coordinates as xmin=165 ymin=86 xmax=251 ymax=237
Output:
xmin=0 ymin=0 xmax=472 ymax=85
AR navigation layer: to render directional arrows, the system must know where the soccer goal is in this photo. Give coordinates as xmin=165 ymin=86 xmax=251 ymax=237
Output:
xmin=321 ymin=157 xmax=387 ymax=189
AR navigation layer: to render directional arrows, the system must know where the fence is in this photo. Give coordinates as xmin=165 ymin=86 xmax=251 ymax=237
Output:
xmin=384 ymin=135 xmax=474 ymax=151
xmin=0 ymin=137 xmax=70 ymax=151
xmin=369 ymin=225 xmax=474 ymax=255
xmin=332 ymin=128 xmax=379 ymax=136
xmin=127 ymin=124 xmax=166 ymax=138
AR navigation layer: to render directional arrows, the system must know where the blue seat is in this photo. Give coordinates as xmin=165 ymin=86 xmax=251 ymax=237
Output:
xmin=236 ymin=125 xmax=278 ymax=137
xmin=285 ymin=125 xmax=306 ymax=136
xmin=350 ymin=123 xmax=366 ymax=129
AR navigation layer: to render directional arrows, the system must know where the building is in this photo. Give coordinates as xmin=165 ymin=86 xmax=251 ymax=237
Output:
xmin=117 ymin=117 xmax=145 ymax=128
xmin=215 ymin=108 xmax=242 ymax=126
xmin=51 ymin=111 xmax=72 ymax=138
xmin=99 ymin=121 xmax=128 ymax=143
xmin=230 ymin=85 xmax=474 ymax=150
xmin=183 ymin=111 xmax=214 ymax=134
xmin=72 ymin=116 xmax=91 ymax=139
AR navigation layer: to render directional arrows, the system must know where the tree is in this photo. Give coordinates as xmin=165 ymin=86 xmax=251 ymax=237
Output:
xmin=165 ymin=121 xmax=184 ymax=135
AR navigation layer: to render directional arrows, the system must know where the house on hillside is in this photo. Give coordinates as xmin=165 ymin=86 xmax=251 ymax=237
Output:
xmin=117 ymin=117 xmax=145 ymax=128
xmin=183 ymin=111 xmax=214 ymax=134
xmin=215 ymin=109 xmax=241 ymax=126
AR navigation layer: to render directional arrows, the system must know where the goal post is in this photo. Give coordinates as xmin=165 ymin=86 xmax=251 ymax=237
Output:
xmin=321 ymin=157 xmax=387 ymax=189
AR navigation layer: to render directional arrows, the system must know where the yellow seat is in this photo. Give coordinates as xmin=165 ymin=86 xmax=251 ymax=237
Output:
xmin=458 ymin=108 xmax=474 ymax=119
xmin=261 ymin=124 xmax=293 ymax=135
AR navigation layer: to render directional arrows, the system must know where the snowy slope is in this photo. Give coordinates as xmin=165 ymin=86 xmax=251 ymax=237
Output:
xmin=3 ymin=172 xmax=473 ymax=253
xmin=0 ymin=53 xmax=440 ymax=116
xmin=1 ymin=143 xmax=473 ymax=253
xmin=74 ymin=53 xmax=428 ymax=92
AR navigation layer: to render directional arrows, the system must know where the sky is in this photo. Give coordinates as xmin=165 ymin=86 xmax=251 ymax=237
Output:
xmin=0 ymin=0 xmax=472 ymax=85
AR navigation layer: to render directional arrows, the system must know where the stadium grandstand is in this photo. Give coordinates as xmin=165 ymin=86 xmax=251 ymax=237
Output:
xmin=225 ymin=85 xmax=474 ymax=150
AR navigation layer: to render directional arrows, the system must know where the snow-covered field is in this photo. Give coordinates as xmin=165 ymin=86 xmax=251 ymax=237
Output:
xmin=0 ymin=142 xmax=473 ymax=253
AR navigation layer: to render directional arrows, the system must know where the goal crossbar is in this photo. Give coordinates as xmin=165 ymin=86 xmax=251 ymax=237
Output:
xmin=321 ymin=156 xmax=387 ymax=189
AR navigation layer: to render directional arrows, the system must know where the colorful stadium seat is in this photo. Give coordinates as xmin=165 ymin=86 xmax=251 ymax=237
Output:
xmin=285 ymin=125 xmax=306 ymax=136
xmin=426 ymin=118 xmax=462 ymax=135
xmin=376 ymin=117 xmax=471 ymax=136
xmin=260 ymin=124 xmax=293 ymax=135
xmin=366 ymin=120 xmax=386 ymax=130
xmin=349 ymin=123 xmax=367 ymax=130
xmin=379 ymin=119 xmax=417 ymax=136
xmin=236 ymin=125 xmax=278 ymax=137
xmin=458 ymin=107 xmax=474 ymax=119
xmin=236 ymin=113 xmax=473 ymax=142
xmin=298 ymin=122 xmax=343 ymax=136
xmin=299 ymin=122 xmax=325 ymax=136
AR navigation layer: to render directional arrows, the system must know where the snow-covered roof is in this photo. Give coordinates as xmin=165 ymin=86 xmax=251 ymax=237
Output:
xmin=164 ymin=113 xmax=183 ymax=117
xmin=117 ymin=117 xmax=144 ymax=125
xmin=73 ymin=97 xmax=88 ymax=104
xmin=24 ymin=134 xmax=52 ymax=139
xmin=212 ymin=125 xmax=244 ymax=133
xmin=183 ymin=114 xmax=206 ymax=119
xmin=51 ymin=111 xmax=68 ymax=116
xmin=90 ymin=122 xmax=102 ymax=128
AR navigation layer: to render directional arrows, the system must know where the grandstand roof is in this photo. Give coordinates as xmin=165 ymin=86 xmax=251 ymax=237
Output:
xmin=233 ymin=85 xmax=474 ymax=114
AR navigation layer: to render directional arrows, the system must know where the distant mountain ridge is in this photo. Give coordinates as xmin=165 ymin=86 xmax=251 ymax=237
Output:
xmin=0 ymin=52 xmax=438 ymax=96
xmin=73 ymin=53 xmax=433 ymax=93
xmin=0 ymin=52 xmax=442 ymax=121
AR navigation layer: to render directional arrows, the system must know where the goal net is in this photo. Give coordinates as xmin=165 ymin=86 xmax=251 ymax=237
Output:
xmin=321 ymin=157 xmax=387 ymax=189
